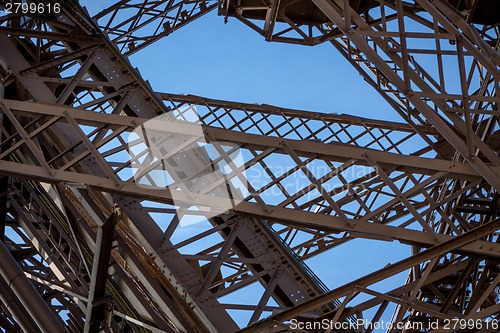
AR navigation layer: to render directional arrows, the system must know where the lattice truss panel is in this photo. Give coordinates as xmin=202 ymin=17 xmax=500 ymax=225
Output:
xmin=0 ymin=0 xmax=497 ymax=332
xmin=94 ymin=0 xmax=217 ymax=56
xmin=309 ymin=0 xmax=500 ymax=193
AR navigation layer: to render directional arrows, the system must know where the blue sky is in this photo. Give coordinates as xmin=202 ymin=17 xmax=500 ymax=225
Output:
xmin=82 ymin=2 xmax=411 ymax=330
xmin=124 ymin=15 xmax=411 ymax=329
xmin=130 ymin=14 xmax=396 ymax=121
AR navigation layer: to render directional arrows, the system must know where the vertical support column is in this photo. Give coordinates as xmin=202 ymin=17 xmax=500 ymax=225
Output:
xmin=84 ymin=207 xmax=120 ymax=333
xmin=0 ymin=84 xmax=8 ymax=241
xmin=0 ymin=174 xmax=8 ymax=242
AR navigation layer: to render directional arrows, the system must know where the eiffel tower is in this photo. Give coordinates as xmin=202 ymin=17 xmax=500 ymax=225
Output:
xmin=0 ymin=0 xmax=498 ymax=332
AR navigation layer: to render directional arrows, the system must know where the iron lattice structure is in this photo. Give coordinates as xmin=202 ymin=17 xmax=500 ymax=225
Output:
xmin=0 ymin=0 xmax=498 ymax=332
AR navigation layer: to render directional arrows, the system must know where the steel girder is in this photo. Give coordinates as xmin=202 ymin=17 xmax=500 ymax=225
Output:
xmin=240 ymin=216 xmax=500 ymax=332
xmin=93 ymin=0 xmax=217 ymax=56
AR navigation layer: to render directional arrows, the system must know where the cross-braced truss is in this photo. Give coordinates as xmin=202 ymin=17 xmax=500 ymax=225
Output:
xmin=0 ymin=0 xmax=498 ymax=332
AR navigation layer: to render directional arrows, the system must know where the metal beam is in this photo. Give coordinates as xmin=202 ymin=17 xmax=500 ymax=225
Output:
xmin=0 ymin=238 xmax=66 ymax=333
xmin=0 ymin=156 xmax=499 ymax=259
xmin=0 ymin=274 xmax=42 ymax=333
xmin=94 ymin=0 xmax=217 ymax=56
xmin=84 ymin=208 xmax=120 ymax=333
xmin=239 ymin=217 xmax=500 ymax=332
